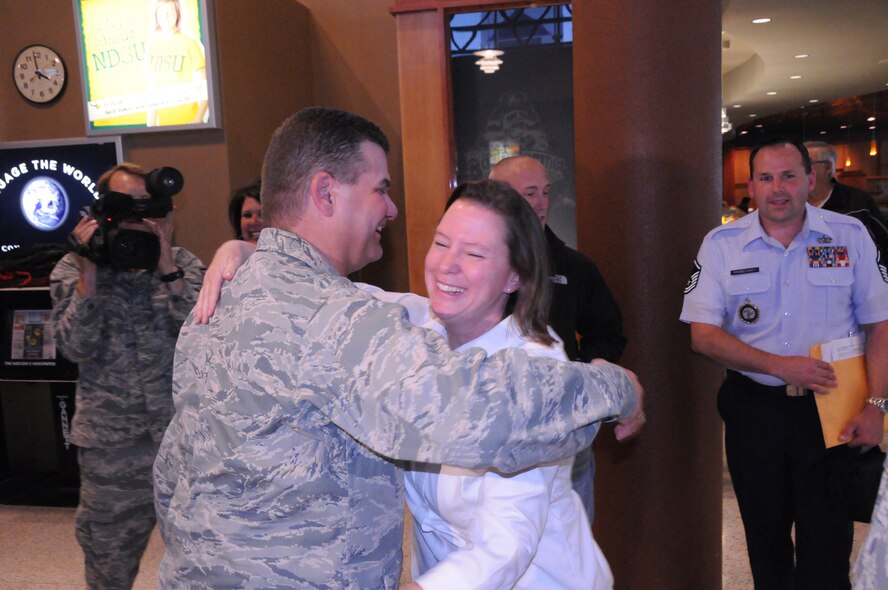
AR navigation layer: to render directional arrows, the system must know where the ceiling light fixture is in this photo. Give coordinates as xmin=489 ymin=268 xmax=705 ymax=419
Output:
xmin=809 ymin=99 xmax=819 ymax=103
xmin=752 ymin=18 xmax=771 ymax=24
xmin=869 ymin=116 xmax=877 ymax=122
xmin=767 ymin=91 xmax=777 ymax=96
xmin=794 ymin=54 xmax=809 ymax=59
xmin=790 ymin=75 xmax=802 ymax=80
xmin=474 ymin=49 xmax=504 ymax=74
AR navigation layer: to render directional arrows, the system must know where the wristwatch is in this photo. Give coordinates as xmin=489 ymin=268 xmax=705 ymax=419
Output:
xmin=864 ymin=397 xmax=888 ymax=414
xmin=159 ymin=266 xmax=185 ymax=283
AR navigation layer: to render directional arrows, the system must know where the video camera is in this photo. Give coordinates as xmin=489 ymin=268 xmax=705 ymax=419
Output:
xmin=70 ymin=167 xmax=184 ymax=271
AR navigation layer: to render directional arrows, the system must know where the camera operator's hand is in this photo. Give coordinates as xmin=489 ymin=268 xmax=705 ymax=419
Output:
xmin=70 ymin=216 xmax=99 ymax=298
xmin=142 ymin=213 xmax=176 ymax=271
xmin=142 ymin=212 xmax=185 ymax=295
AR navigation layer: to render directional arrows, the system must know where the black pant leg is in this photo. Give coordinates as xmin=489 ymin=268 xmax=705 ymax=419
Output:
xmin=719 ymin=375 xmax=854 ymax=590
xmin=719 ymin=378 xmax=794 ymax=590
xmin=790 ymin=425 xmax=854 ymax=590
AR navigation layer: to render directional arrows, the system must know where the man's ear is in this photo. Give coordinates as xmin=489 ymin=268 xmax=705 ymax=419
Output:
xmin=309 ymin=171 xmax=336 ymax=217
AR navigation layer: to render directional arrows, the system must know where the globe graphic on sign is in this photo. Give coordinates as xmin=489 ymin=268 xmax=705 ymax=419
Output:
xmin=21 ymin=177 xmax=68 ymax=231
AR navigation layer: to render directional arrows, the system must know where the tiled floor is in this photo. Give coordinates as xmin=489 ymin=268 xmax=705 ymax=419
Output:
xmin=0 ymin=471 xmax=871 ymax=589
xmin=0 ymin=504 xmax=163 ymax=589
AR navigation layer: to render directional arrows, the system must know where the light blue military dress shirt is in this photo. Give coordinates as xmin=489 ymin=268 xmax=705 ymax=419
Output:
xmin=680 ymin=204 xmax=888 ymax=386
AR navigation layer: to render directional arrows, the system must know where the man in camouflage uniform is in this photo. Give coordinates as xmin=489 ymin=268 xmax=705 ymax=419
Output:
xmin=50 ymin=163 xmax=204 ymax=589
xmin=154 ymin=107 xmax=645 ymax=589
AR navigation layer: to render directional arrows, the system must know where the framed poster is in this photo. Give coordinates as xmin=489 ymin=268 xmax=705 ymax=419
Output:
xmin=72 ymin=0 xmax=222 ymax=135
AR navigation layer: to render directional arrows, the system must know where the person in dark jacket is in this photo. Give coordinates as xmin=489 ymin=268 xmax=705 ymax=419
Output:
xmin=805 ymin=141 xmax=888 ymax=264
xmin=804 ymin=141 xmax=887 ymax=222
xmin=490 ymin=155 xmax=627 ymax=525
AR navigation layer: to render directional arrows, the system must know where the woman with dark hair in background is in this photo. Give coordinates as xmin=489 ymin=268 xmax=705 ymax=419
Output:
xmin=227 ymin=181 xmax=263 ymax=243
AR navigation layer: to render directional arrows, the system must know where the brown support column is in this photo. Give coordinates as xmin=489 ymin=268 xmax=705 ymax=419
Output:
xmin=395 ymin=7 xmax=455 ymax=295
xmin=573 ymin=2 xmax=724 ymax=588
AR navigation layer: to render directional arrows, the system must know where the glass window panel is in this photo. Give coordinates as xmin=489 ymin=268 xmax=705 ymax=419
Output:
xmin=449 ymin=5 xmax=577 ymax=247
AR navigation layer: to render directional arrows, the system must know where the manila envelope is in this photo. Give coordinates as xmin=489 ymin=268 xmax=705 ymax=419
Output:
xmin=810 ymin=335 xmax=868 ymax=448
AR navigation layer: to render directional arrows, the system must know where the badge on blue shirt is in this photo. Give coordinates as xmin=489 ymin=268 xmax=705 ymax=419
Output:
xmin=738 ymin=298 xmax=760 ymax=324
xmin=808 ymin=246 xmax=849 ymax=268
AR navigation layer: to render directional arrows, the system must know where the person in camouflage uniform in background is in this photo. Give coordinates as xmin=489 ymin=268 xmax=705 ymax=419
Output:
xmin=50 ymin=163 xmax=204 ymax=589
xmin=154 ymin=107 xmax=645 ymax=589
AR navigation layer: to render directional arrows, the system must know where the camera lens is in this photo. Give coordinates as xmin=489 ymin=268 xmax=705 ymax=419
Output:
xmin=145 ymin=167 xmax=184 ymax=199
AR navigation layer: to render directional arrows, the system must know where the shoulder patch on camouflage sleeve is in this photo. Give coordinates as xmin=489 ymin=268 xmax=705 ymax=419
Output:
xmin=684 ymin=259 xmax=702 ymax=294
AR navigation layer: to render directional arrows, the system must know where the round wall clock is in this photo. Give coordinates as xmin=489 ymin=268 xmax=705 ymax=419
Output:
xmin=13 ymin=44 xmax=67 ymax=104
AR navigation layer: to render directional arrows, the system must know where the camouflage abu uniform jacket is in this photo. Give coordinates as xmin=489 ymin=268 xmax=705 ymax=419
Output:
xmin=154 ymin=228 xmax=637 ymax=590
xmin=50 ymin=248 xmax=204 ymax=447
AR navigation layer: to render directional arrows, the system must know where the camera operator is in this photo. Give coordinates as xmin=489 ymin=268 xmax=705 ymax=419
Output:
xmin=49 ymin=163 xmax=204 ymax=590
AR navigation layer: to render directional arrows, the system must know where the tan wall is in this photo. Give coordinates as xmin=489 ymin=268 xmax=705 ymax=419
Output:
xmin=299 ymin=0 xmax=408 ymax=290
xmin=0 ymin=0 xmax=406 ymax=290
xmin=0 ymin=0 xmax=408 ymax=488
xmin=1 ymin=1 xmax=89 ymax=142
xmin=0 ymin=0 xmax=311 ymax=265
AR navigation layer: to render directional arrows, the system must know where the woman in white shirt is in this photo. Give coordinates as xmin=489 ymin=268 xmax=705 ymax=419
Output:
xmin=390 ymin=180 xmax=613 ymax=590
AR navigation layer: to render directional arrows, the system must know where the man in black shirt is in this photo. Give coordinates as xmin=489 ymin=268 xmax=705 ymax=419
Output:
xmin=805 ymin=141 xmax=888 ymax=261
xmin=490 ymin=155 xmax=627 ymax=525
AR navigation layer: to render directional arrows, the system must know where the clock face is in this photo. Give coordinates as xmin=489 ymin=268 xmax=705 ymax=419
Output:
xmin=13 ymin=45 xmax=67 ymax=104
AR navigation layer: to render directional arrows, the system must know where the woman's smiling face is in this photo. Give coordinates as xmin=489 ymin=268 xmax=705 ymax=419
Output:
xmin=239 ymin=196 xmax=263 ymax=243
xmin=424 ymin=200 xmax=519 ymax=348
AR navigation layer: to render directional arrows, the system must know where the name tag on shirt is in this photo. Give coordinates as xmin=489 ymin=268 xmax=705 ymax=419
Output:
xmin=730 ymin=267 xmax=759 ymax=276
xmin=808 ymin=246 xmax=849 ymax=268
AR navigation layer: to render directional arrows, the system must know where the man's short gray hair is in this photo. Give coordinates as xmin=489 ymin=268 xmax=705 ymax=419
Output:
xmin=803 ymin=140 xmax=838 ymax=175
